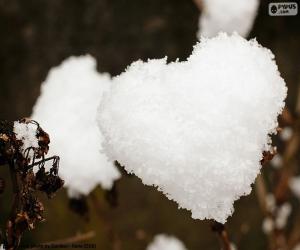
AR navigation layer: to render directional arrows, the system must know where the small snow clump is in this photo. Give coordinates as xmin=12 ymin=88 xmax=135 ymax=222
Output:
xmin=270 ymin=154 xmax=283 ymax=169
xmin=289 ymin=177 xmax=300 ymax=199
xmin=146 ymin=234 xmax=187 ymax=250
xmin=198 ymin=0 xmax=259 ymax=38
xmin=32 ymin=55 xmax=120 ymax=196
xmin=13 ymin=121 xmax=39 ymax=159
xmin=98 ymin=33 xmax=287 ymax=223
xmin=262 ymin=217 xmax=274 ymax=234
xmin=280 ymin=126 xmax=293 ymax=141
xmin=275 ymin=203 xmax=291 ymax=229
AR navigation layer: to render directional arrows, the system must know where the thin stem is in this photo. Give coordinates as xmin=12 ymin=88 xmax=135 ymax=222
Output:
xmin=255 ymin=174 xmax=268 ymax=215
xmin=24 ymin=156 xmax=59 ymax=172
xmin=26 ymin=231 xmax=96 ymax=250
xmin=192 ymin=0 xmax=203 ymax=11
xmin=89 ymin=193 xmax=121 ymax=250
xmin=274 ymin=121 xmax=300 ymax=204
xmin=287 ymin=213 xmax=300 ymax=249
xmin=211 ymin=221 xmax=231 ymax=250
xmin=7 ymin=160 xmax=21 ymax=250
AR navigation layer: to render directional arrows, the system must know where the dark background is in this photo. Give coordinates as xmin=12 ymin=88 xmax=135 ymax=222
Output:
xmin=0 ymin=0 xmax=299 ymax=249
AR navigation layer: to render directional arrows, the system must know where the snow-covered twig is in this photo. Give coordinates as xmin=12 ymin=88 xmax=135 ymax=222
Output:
xmin=0 ymin=119 xmax=64 ymax=250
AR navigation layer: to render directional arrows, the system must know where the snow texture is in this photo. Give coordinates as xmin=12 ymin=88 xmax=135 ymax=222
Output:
xmin=32 ymin=55 xmax=120 ymax=196
xmin=98 ymin=33 xmax=287 ymax=223
xmin=146 ymin=234 xmax=187 ymax=250
xmin=198 ymin=0 xmax=259 ymax=38
xmin=13 ymin=121 xmax=39 ymax=159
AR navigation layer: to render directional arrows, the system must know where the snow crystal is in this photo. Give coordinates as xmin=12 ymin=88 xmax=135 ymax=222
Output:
xmin=289 ymin=177 xmax=300 ymax=199
xmin=98 ymin=33 xmax=287 ymax=223
xmin=13 ymin=121 xmax=39 ymax=158
xmin=198 ymin=0 xmax=259 ymax=38
xmin=32 ymin=55 xmax=120 ymax=195
xmin=146 ymin=234 xmax=187 ymax=250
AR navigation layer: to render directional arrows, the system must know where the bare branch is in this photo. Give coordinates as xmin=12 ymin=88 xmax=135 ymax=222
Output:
xmin=211 ymin=222 xmax=231 ymax=250
xmin=192 ymin=0 xmax=203 ymax=12
xmin=26 ymin=231 xmax=96 ymax=250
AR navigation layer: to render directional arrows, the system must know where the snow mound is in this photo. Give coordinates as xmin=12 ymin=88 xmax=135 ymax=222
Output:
xmin=198 ymin=0 xmax=259 ymax=38
xmin=32 ymin=55 xmax=120 ymax=196
xmin=146 ymin=234 xmax=187 ymax=250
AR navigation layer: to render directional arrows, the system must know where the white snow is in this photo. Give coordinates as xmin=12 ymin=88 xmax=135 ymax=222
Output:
xmin=289 ymin=177 xmax=300 ymax=199
xmin=275 ymin=203 xmax=291 ymax=229
xmin=32 ymin=55 xmax=120 ymax=196
xmin=198 ymin=0 xmax=259 ymax=39
xmin=262 ymin=217 xmax=274 ymax=234
xmin=230 ymin=243 xmax=238 ymax=250
xmin=98 ymin=33 xmax=287 ymax=223
xmin=270 ymin=154 xmax=283 ymax=169
xmin=280 ymin=126 xmax=293 ymax=141
xmin=146 ymin=234 xmax=187 ymax=250
xmin=264 ymin=197 xmax=291 ymax=231
xmin=13 ymin=121 xmax=39 ymax=159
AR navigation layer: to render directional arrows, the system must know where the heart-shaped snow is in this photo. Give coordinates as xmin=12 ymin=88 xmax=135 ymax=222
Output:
xmin=97 ymin=33 xmax=287 ymax=223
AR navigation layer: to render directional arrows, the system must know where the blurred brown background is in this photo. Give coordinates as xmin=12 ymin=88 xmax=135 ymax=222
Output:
xmin=0 ymin=0 xmax=299 ymax=249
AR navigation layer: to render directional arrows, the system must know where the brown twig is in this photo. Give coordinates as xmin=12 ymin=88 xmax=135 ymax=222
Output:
xmin=89 ymin=193 xmax=122 ymax=250
xmin=26 ymin=230 xmax=96 ymax=250
xmin=255 ymin=174 xmax=269 ymax=215
xmin=287 ymin=213 xmax=300 ymax=250
xmin=192 ymin=0 xmax=203 ymax=11
xmin=284 ymin=85 xmax=300 ymax=249
xmin=253 ymin=107 xmax=300 ymax=250
xmin=256 ymin=102 xmax=300 ymax=250
xmin=274 ymin=120 xmax=300 ymax=204
xmin=6 ymin=160 xmax=21 ymax=250
xmin=211 ymin=221 xmax=231 ymax=250
xmin=89 ymin=193 xmax=108 ymax=224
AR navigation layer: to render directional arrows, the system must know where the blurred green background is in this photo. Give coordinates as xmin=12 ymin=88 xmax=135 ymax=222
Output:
xmin=0 ymin=0 xmax=299 ymax=249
